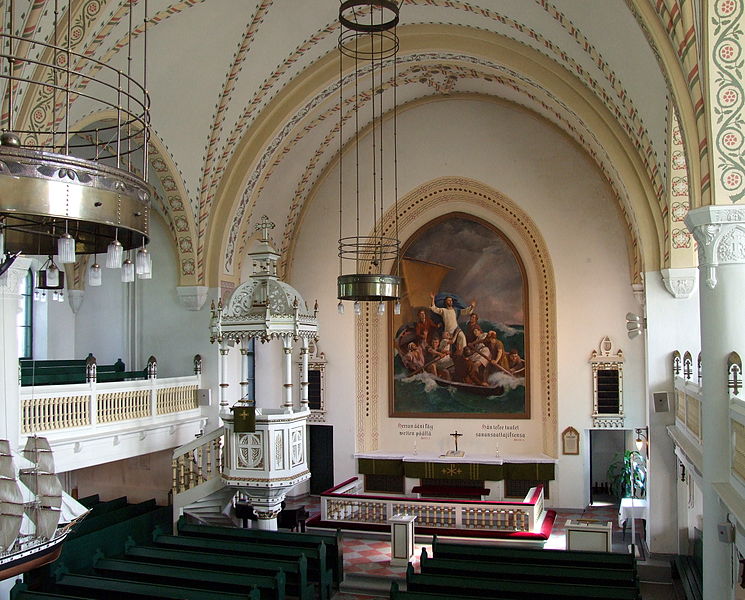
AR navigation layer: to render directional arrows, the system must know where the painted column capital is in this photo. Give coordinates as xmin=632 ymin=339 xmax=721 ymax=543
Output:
xmin=176 ymin=285 xmax=209 ymax=311
xmin=685 ymin=205 xmax=745 ymax=288
xmin=0 ymin=257 xmax=31 ymax=295
xmin=660 ymin=268 xmax=698 ymax=299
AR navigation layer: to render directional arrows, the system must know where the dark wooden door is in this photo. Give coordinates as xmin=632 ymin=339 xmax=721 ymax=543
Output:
xmin=309 ymin=424 xmax=334 ymax=494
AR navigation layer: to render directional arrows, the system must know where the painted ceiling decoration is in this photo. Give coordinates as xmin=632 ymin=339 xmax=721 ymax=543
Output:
xmin=1 ymin=0 xmax=708 ymax=287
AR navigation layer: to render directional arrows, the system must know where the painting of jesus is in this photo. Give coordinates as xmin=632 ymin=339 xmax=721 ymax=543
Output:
xmin=389 ymin=213 xmax=529 ymax=418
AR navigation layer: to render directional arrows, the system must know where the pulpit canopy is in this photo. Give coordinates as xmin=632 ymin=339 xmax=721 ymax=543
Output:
xmin=210 ymin=216 xmax=319 ymax=344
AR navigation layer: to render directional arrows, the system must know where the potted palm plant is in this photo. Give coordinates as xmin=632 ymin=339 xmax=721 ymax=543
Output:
xmin=607 ymin=450 xmax=647 ymax=498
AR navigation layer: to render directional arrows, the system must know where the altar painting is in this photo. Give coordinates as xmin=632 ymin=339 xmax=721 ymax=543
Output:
xmin=390 ymin=214 xmax=528 ymax=418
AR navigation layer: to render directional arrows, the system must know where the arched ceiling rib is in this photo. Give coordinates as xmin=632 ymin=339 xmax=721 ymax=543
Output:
xmin=3 ymin=0 xmax=678 ymax=287
xmin=207 ymin=24 xmax=663 ymax=288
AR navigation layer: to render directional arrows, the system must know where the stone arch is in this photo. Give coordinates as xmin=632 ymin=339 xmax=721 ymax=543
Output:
xmin=353 ymin=177 xmax=557 ymax=457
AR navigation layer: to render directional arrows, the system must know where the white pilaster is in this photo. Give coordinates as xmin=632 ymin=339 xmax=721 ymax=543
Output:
xmin=686 ymin=205 xmax=745 ymax=598
xmin=0 ymin=257 xmax=30 ymax=448
xmin=300 ymin=337 xmax=309 ymax=408
xmin=282 ymin=337 xmax=293 ymax=410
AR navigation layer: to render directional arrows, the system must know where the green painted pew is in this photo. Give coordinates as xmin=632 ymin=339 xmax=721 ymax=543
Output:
xmin=432 ymin=536 xmax=637 ymax=571
xmin=71 ymin=499 xmax=158 ymax=537
xmin=94 ymin=557 xmax=285 ymax=600
xmin=405 ymin=563 xmax=642 ymax=600
xmin=390 ymin=582 xmax=500 ymax=600
xmin=10 ymin=583 xmax=90 ymax=600
xmin=54 ymin=574 xmax=260 ymax=600
xmin=177 ymin=519 xmax=344 ymax=586
xmin=125 ymin=544 xmax=315 ymax=600
xmin=420 ymin=547 xmax=639 ymax=587
xmin=155 ymin=534 xmax=333 ymax=600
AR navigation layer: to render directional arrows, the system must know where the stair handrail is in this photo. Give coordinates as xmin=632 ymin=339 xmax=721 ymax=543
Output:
xmin=172 ymin=426 xmax=225 ymax=495
xmin=173 ymin=426 xmax=224 ymax=458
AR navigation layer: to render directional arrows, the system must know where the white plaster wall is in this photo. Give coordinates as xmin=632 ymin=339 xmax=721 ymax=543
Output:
xmin=137 ymin=215 xmax=215 ymax=380
xmin=289 ymin=97 xmax=646 ymax=508
xmin=70 ymin=449 xmax=174 ymax=505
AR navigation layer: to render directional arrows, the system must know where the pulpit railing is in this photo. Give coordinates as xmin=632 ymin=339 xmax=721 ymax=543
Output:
xmin=321 ymin=477 xmax=545 ymax=532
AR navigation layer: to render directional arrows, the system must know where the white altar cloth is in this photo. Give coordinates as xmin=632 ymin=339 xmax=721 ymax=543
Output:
xmin=354 ymin=450 xmax=557 ymax=465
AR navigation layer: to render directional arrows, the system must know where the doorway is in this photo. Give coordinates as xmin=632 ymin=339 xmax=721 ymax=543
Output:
xmin=589 ymin=429 xmax=625 ymax=505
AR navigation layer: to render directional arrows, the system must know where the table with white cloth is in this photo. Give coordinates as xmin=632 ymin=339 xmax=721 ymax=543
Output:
xmin=618 ymin=497 xmax=648 ymax=539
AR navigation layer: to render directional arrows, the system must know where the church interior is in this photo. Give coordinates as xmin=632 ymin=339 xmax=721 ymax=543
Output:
xmin=0 ymin=0 xmax=743 ymax=598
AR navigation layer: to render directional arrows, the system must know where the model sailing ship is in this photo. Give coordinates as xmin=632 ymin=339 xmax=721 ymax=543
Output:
xmin=0 ymin=437 xmax=87 ymax=579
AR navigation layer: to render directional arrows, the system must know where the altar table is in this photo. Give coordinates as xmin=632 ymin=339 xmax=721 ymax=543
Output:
xmin=618 ymin=497 xmax=648 ymax=539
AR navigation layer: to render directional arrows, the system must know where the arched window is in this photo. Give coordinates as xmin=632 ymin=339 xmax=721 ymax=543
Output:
xmin=17 ymin=269 xmax=32 ymax=358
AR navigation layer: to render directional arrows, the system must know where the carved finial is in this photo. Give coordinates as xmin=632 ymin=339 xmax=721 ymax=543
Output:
xmin=256 ymin=215 xmax=275 ymax=243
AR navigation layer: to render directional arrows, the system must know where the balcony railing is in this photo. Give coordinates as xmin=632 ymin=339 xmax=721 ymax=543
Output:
xmin=21 ymin=376 xmax=200 ymax=435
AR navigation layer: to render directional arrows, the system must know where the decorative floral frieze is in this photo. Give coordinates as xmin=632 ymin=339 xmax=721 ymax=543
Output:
xmin=710 ymin=0 xmax=745 ymax=203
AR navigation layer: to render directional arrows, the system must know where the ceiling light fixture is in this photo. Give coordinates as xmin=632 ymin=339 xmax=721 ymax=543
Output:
xmin=0 ymin=0 xmax=153 ymax=292
xmin=337 ymin=0 xmax=403 ymax=313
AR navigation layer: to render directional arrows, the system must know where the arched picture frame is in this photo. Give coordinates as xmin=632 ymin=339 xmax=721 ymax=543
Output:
xmin=389 ymin=213 xmax=529 ymax=418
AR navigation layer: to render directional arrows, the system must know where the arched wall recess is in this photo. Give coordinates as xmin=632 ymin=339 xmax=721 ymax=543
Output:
xmin=351 ymin=177 xmax=558 ymax=457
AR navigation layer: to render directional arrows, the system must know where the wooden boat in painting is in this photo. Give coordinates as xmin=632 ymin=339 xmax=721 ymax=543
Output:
xmin=0 ymin=437 xmax=87 ymax=580
xmin=395 ymin=326 xmax=505 ymax=397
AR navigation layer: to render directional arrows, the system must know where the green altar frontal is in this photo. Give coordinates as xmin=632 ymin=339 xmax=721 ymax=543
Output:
xmin=357 ymin=458 xmax=555 ymax=482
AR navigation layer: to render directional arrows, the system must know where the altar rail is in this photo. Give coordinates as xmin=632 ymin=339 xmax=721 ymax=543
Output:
xmin=321 ymin=478 xmax=544 ymax=532
xmin=21 ymin=376 xmax=200 ymax=434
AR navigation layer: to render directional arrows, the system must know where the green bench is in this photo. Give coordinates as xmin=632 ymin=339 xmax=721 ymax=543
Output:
xmin=178 ymin=519 xmax=344 ymax=587
xmin=390 ymin=582 xmax=500 ymax=600
xmin=94 ymin=557 xmax=286 ymax=600
xmin=432 ymin=536 xmax=636 ymax=571
xmin=405 ymin=563 xmax=641 ymax=600
xmin=10 ymin=583 xmax=90 ymax=600
xmin=72 ymin=499 xmax=158 ymax=538
xmin=419 ymin=547 xmax=639 ymax=587
xmin=125 ymin=544 xmax=315 ymax=600
xmin=156 ymin=533 xmax=333 ymax=600
xmin=20 ymin=357 xmax=146 ymax=386
xmin=672 ymin=555 xmax=702 ymax=600
xmin=54 ymin=573 xmax=260 ymax=600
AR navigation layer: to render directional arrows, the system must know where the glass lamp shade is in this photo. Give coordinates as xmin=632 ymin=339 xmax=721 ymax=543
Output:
xmin=121 ymin=258 xmax=135 ymax=282
xmin=337 ymin=300 xmax=344 ymax=315
xmin=57 ymin=232 xmax=76 ymax=263
xmin=394 ymin=300 xmax=401 ymax=315
xmin=135 ymin=247 xmax=152 ymax=277
xmin=377 ymin=301 xmax=385 ymax=315
xmin=88 ymin=262 xmax=102 ymax=287
xmin=44 ymin=263 xmax=59 ymax=287
xmin=353 ymin=301 xmax=361 ymax=315
xmin=106 ymin=239 xmax=123 ymax=268
xmin=0 ymin=229 xmax=4 ymax=256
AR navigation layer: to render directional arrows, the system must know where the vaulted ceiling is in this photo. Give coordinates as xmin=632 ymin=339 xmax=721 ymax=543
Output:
xmin=2 ymin=0 xmax=703 ymax=286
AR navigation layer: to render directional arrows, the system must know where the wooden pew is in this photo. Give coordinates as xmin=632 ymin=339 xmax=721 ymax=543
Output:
xmin=405 ymin=563 xmax=642 ymax=600
xmin=155 ymin=534 xmax=333 ymax=600
xmin=419 ymin=547 xmax=639 ymax=587
xmin=54 ymin=574 xmax=260 ymax=600
xmin=672 ymin=555 xmax=703 ymax=600
xmin=71 ymin=499 xmax=158 ymax=538
xmin=432 ymin=536 xmax=636 ymax=572
xmin=10 ymin=583 xmax=90 ymax=600
xmin=93 ymin=558 xmax=286 ymax=600
xmin=390 ymin=581 xmax=488 ymax=600
xmin=125 ymin=545 xmax=315 ymax=600
xmin=177 ymin=520 xmax=344 ymax=587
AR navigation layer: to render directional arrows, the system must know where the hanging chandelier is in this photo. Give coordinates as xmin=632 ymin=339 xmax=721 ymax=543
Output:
xmin=0 ymin=0 xmax=153 ymax=292
xmin=337 ymin=0 xmax=402 ymax=316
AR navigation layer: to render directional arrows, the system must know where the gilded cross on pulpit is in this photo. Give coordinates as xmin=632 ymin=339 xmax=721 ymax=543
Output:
xmin=256 ymin=215 xmax=275 ymax=242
